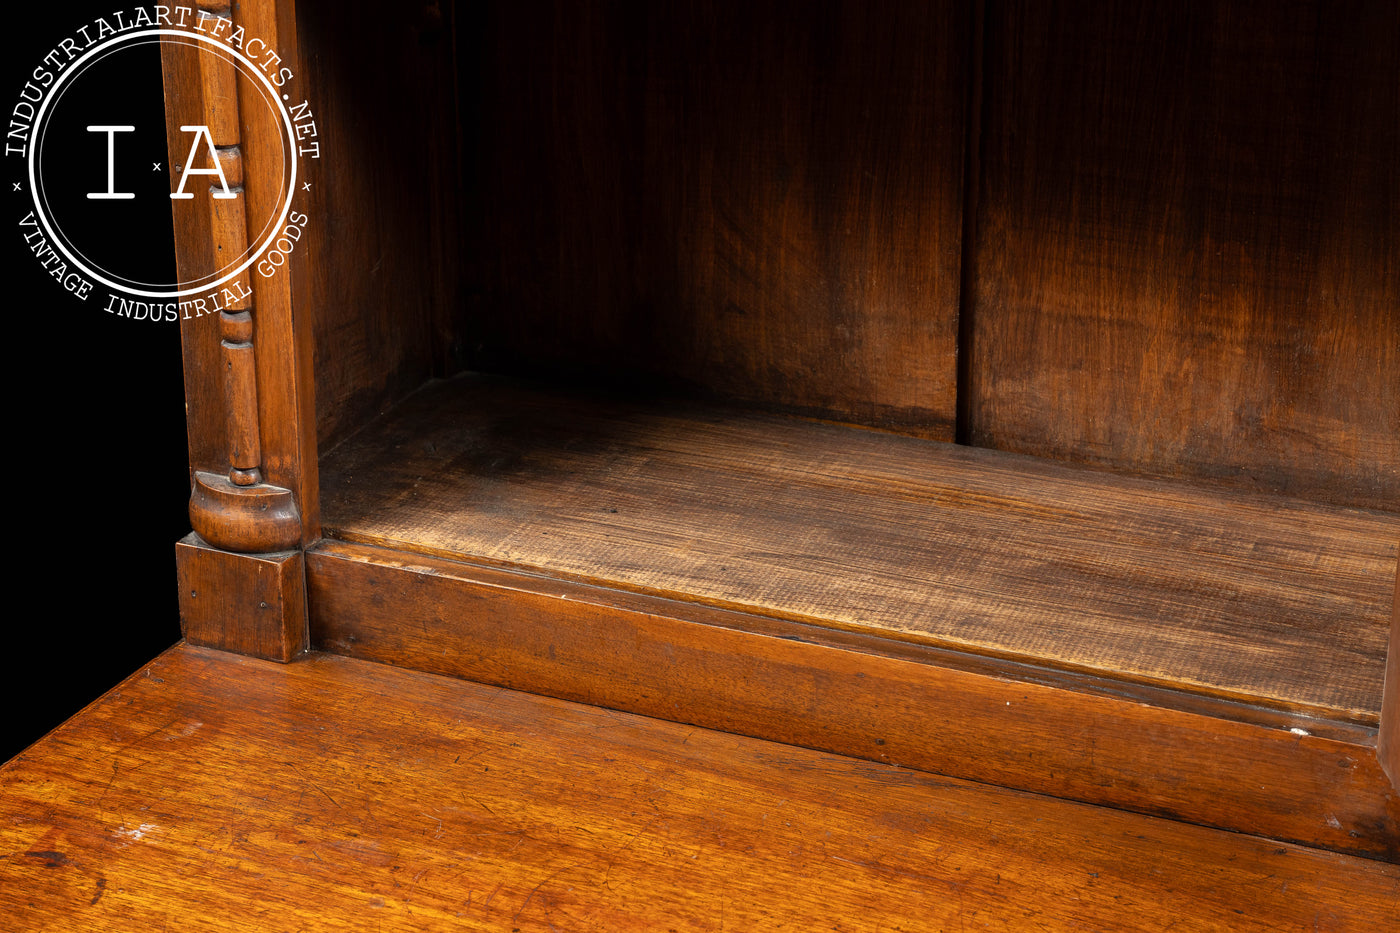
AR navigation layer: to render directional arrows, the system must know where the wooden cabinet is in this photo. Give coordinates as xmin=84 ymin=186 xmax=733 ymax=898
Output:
xmin=163 ymin=0 xmax=1396 ymax=859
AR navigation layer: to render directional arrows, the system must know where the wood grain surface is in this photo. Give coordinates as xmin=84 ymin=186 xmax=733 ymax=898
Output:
xmin=318 ymin=375 xmax=1398 ymax=722
xmin=237 ymin=0 xmax=322 ymax=543
xmin=966 ymin=0 xmax=1399 ymax=510
xmin=160 ymin=30 xmax=231 ymax=480
xmin=1381 ymin=561 xmax=1400 ymax=790
xmin=309 ymin=540 xmax=1399 ymax=860
xmin=462 ymin=0 xmax=967 ymax=436
xmin=3 ymin=645 xmax=1395 ymax=931
xmin=161 ymin=0 xmax=322 ymax=541
xmin=293 ymin=0 xmax=461 ymax=451
xmin=176 ymin=533 xmax=307 ymax=662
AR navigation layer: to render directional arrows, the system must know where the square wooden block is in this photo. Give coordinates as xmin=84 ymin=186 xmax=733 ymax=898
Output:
xmin=176 ymin=533 xmax=306 ymax=662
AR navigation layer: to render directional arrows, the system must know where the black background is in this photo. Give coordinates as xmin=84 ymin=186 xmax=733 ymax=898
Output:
xmin=4 ymin=5 xmax=188 ymax=761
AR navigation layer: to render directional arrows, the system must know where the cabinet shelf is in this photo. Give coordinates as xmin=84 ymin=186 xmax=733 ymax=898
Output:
xmin=320 ymin=374 xmax=1397 ymax=727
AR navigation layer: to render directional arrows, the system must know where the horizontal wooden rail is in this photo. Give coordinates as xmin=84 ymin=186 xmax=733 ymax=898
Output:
xmin=308 ymin=539 xmax=1398 ymax=861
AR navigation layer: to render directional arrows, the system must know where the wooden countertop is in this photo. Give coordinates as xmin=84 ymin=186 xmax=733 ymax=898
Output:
xmin=3 ymin=644 xmax=1395 ymax=930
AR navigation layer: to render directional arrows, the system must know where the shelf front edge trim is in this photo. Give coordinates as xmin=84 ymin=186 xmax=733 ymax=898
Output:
xmin=306 ymin=539 xmax=1400 ymax=862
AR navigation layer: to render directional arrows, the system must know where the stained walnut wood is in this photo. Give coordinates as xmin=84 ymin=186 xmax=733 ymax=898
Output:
xmin=319 ymin=375 xmax=1398 ymax=724
xmin=967 ymin=0 xmax=1399 ymax=510
xmin=294 ymin=0 xmax=461 ymax=451
xmin=462 ymin=0 xmax=967 ymax=437
xmin=176 ymin=533 xmax=307 ymax=661
xmin=3 ymin=645 xmax=1395 ymax=931
xmin=187 ymin=471 xmax=300 ymax=553
xmin=1382 ymin=562 xmax=1400 ymax=788
xmin=309 ymin=540 xmax=1398 ymax=860
xmin=143 ymin=2 xmax=1400 ymax=907
xmin=162 ymin=2 xmax=321 ymax=543
xmin=236 ymin=0 xmax=321 ymax=541
xmin=161 ymin=33 xmax=228 ymax=477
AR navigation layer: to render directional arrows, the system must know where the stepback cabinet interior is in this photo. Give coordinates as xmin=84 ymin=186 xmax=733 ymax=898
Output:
xmin=165 ymin=0 xmax=1398 ymax=860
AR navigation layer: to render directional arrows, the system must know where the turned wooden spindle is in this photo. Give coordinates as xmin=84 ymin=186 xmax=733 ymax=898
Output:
xmin=221 ymin=309 xmax=262 ymax=487
xmin=205 ymin=141 xmax=263 ymax=488
xmin=198 ymin=9 xmax=264 ymax=491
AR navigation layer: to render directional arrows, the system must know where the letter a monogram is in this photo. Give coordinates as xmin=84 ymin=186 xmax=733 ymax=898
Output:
xmin=170 ymin=125 xmax=238 ymax=200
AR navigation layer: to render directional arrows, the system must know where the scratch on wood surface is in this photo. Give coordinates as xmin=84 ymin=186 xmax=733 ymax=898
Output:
xmin=132 ymin=717 xmax=182 ymax=746
xmin=462 ymin=792 xmax=496 ymax=816
xmin=603 ymin=816 xmax=660 ymax=891
xmin=513 ymin=863 xmax=576 ymax=924
xmin=286 ymin=760 xmax=343 ymax=810
xmin=95 ymin=761 xmax=119 ymax=806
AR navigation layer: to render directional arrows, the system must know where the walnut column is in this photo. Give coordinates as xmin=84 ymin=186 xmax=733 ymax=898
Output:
xmin=169 ymin=4 xmax=306 ymax=662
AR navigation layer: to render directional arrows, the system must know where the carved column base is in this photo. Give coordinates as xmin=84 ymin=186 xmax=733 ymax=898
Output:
xmin=176 ymin=533 xmax=307 ymax=662
xmin=189 ymin=470 xmax=300 ymax=552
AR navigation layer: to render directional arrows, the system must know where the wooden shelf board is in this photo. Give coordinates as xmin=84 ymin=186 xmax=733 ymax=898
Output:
xmin=3 ymin=644 xmax=1395 ymax=931
xmin=319 ymin=374 xmax=1399 ymax=723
